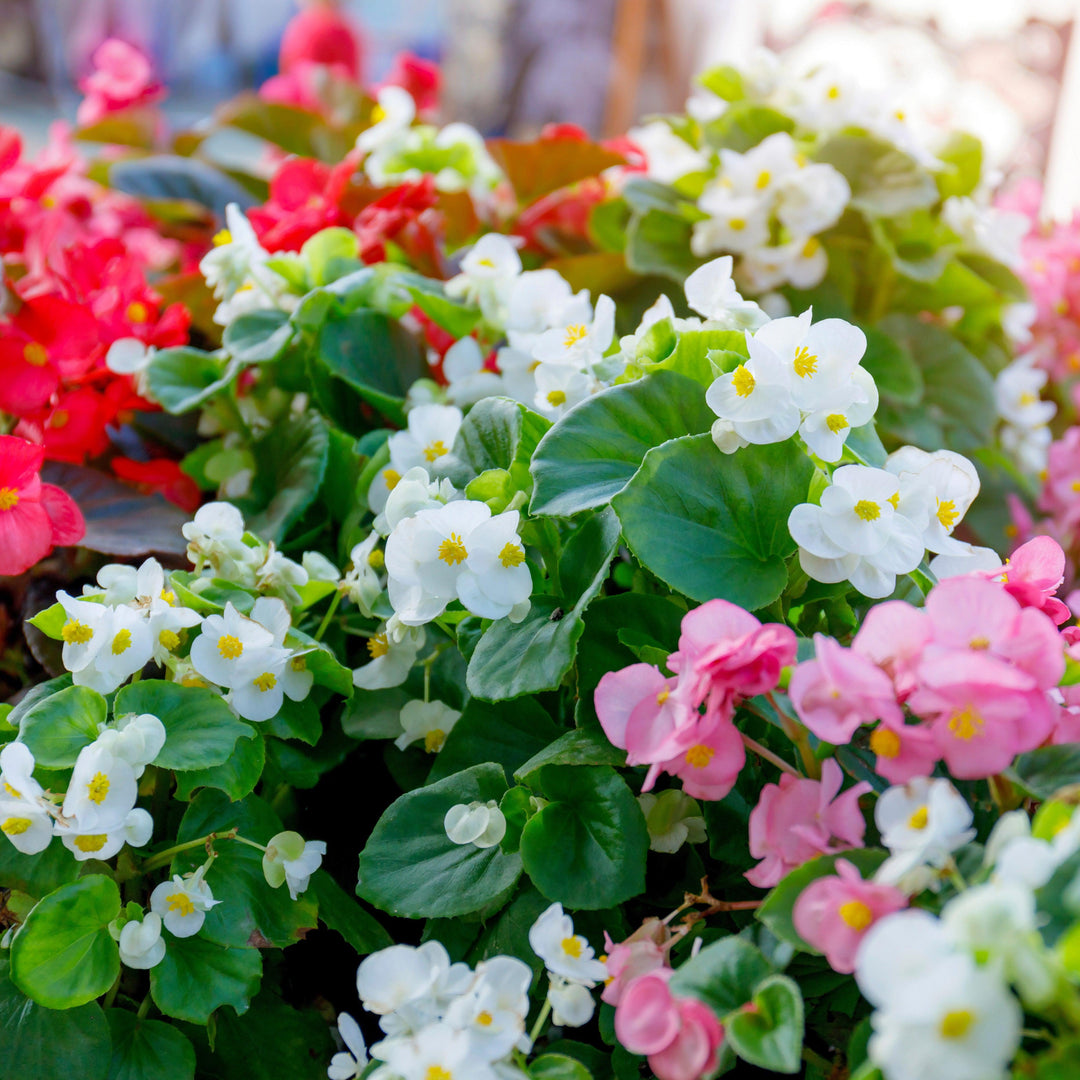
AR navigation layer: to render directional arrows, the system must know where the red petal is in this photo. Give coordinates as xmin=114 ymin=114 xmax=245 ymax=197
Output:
xmin=40 ymin=483 xmax=85 ymax=546
xmin=0 ymin=435 xmax=45 ymax=490
xmin=0 ymin=499 xmax=53 ymax=576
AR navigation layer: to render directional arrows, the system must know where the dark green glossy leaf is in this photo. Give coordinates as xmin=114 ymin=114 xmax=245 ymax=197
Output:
xmin=149 ymin=934 xmax=262 ymax=1024
xmin=106 ymin=1010 xmax=196 ymax=1080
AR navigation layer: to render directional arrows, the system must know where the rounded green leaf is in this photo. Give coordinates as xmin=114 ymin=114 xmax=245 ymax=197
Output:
xmin=357 ymin=763 xmax=522 ymax=918
xmin=519 ymin=765 xmax=647 ymax=910
xmin=612 ymin=434 xmax=813 ymax=610
xmin=529 ymin=371 xmax=714 ymax=516
xmin=147 ymin=347 xmax=236 ymax=414
xmin=149 ymin=934 xmax=263 ymax=1025
xmin=11 ymin=875 xmax=121 ymax=1008
xmin=725 ymin=974 xmax=805 ymax=1074
xmin=0 ymin=956 xmax=111 ymax=1080
xmin=114 ymin=680 xmax=255 ymax=771
xmin=669 ymin=935 xmax=772 ymax=1015
xmin=1012 ymin=745 xmax=1080 ymax=801
xmin=530 ymin=1054 xmax=593 ymax=1080
xmin=222 ymin=310 xmax=293 ymax=364
xmin=18 ymin=685 xmax=107 ymax=767
xmin=106 ymin=1010 xmax=196 ymax=1080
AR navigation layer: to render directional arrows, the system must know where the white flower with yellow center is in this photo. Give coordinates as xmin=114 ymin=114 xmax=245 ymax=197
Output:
xmin=380 ymin=1021 xmax=498 ymax=1080
xmin=395 ymin=699 xmax=461 ymax=754
xmin=547 ymin=974 xmax=597 ymax=1028
xmin=229 ymin=648 xmax=291 ymax=723
xmin=71 ymin=603 xmax=154 ymax=694
xmin=788 ymin=464 xmax=927 ymax=599
xmin=353 ymin=624 xmax=425 ymax=691
xmin=454 ymin=509 xmax=532 ymax=622
xmin=445 ymin=234 xmax=522 ymax=324
xmin=629 ymin=119 xmax=708 ymax=184
xmin=199 ymin=203 xmax=269 ymax=303
xmin=189 ymin=602 xmax=277 ymax=690
xmin=61 ymin=741 xmax=139 ymax=832
xmin=528 ymin=902 xmax=608 ymax=986
xmin=717 ymin=132 xmax=804 ymax=201
xmin=874 ymin=777 xmax=976 ymax=886
xmin=182 ymin=502 xmax=257 ymax=582
xmin=59 ymin=806 xmax=153 ymax=862
xmin=738 ymin=236 xmax=828 ymax=292
xmin=57 ymin=590 xmax=110 ymax=673
xmin=0 ymin=744 xmax=51 ymax=854
xmin=370 ymin=405 xmax=464 ymax=515
xmin=117 ymin=911 xmax=166 ymax=970
xmin=444 ymin=801 xmax=506 ymax=849
xmin=531 ymin=294 xmax=615 ymax=369
xmin=375 ymin=467 xmax=461 ymax=538
xmin=996 ymin=354 xmax=1056 ymax=475
xmin=442 ymin=337 xmax=505 ymax=407
xmin=692 ymin=189 xmax=771 ymax=257
xmin=149 ymin=865 xmax=221 ymax=938
xmin=357 ymin=85 xmax=416 ymax=156
xmin=444 ymin=956 xmax=531 ymax=1061
xmin=705 ymin=343 xmax=800 ymax=450
xmin=885 ymin=447 xmax=980 ymax=555
xmin=147 ymin=599 xmax=202 ymax=666
xmin=248 ymin=597 xmax=314 ymax=704
xmin=774 ymin=162 xmax=850 ymax=238
xmin=505 ymin=269 xmax=591 ymax=354
xmin=533 ymin=362 xmax=595 ymax=419
xmin=683 ymin=256 xmax=768 ymax=330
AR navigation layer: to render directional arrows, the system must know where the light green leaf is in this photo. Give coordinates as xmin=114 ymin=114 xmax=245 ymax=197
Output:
xmin=725 ymin=974 xmax=805 ymax=1074
xmin=148 ymin=347 xmax=237 ymax=414
xmin=669 ymin=935 xmax=772 ymax=1016
xmin=439 ymin=396 xmax=550 ymax=489
xmin=223 ymin=310 xmax=293 ymax=364
xmin=18 ymin=685 xmax=107 ymax=767
xmin=1011 ymin=745 xmax=1080 ymax=801
xmin=530 ymin=1054 xmax=593 ymax=1080
xmin=172 ymin=730 xmax=265 ymax=802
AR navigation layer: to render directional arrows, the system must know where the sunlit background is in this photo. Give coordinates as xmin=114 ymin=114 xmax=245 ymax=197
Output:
xmin=1 ymin=0 xmax=1078 ymax=212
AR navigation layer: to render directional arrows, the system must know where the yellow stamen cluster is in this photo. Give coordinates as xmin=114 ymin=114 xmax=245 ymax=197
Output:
xmin=0 ymin=487 xmax=20 ymax=511
xmin=438 ymin=533 xmax=469 ymax=566
xmin=218 ymin=634 xmax=244 ymax=659
xmin=62 ymin=619 xmax=95 ymax=645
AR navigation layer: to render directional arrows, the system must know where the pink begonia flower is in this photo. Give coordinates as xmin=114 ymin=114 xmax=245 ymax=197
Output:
xmin=1040 ymin=427 xmax=1080 ymax=533
xmin=852 ymin=600 xmax=930 ymax=702
xmin=667 ymin=599 xmax=797 ymax=716
xmin=1052 ymin=686 xmax=1080 ymax=744
xmin=995 ymin=536 xmax=1070 ymax=624
xmin=789 ymin=634 xmax=904 ymax=745
xmin=921 ymin=576 xmax=1065 ymax=690
xmin=656 ymin=713 xmax=745 ymax=801
xmin=77 ymin=40 xmax=164 ymax=127
xmin=746 ymin=759 xmax=870 ymax=888
xmin=602 ymin=919 xmax=670 ymax=1006
xmin=614 ymin=970 xmax=724 ymax=1080
xmin=595 ymin=664 xmax=695 ymax=767
xmin=908 ymin=650 xmax=1056 ymax=779
xmin=866 ymin=718 xmax=939 ymax=785
xmin=792 ymin=859 xmax=907 ymax=974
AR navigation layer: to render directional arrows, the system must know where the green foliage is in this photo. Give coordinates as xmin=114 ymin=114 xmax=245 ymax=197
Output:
xmin=106 ymin=1010 xmax=197 ymax=1080
xmin=17 ymin=685 xmax=107 ymax=767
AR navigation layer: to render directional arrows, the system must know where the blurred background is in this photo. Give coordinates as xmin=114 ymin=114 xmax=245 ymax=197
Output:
xmin=1 ymin=0 xmax=1078 ymax=211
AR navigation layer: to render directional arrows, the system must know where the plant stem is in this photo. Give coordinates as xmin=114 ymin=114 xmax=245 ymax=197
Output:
xmin=767 ymin=691 xmax=820 ymax=780
xmin=528 ymin=995 xmax=553 ymax=1045
xmin=137 ymin=993 xmax=153 ymax=1020
xmin=231 ymin=834 xmax=267 ymax=854
xmin=740 ymin=733 xmax=799 ymax=777
xmin=140 ymin=829 xmax=237 ymax=874
xmin=314 ymin=591 xmax=342 ymax=641
xmin=103 ymin=974 xmax=121 ymax=1010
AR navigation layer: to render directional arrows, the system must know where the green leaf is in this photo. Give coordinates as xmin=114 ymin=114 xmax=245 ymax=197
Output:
xmin=815 ymin=133 xmax=937 ymax=217
xmin=519 ymin=765 xmax=648 ymax=909
xmin=440 ymin=396 xmax=550 ymax=488
xmin=356 ymin=763 xmax=522 ymax=918
xmin=114 ymin=681 xmax=255 ymax=771
xmin=285 ymin=629 xmax=356 ymax=698
xmin=314 ymin=309 xmax=427 ymax=426
xmin=530 ymin=1054 xmax=593 ymax=1080
xmin=0 ymin=956 xmax=111 ymax=1080
xmin=756 ymin=849 xmax=889 ymax=950
xmin=302 ymin=227 xmax=360 ymax=286
xmin=10 ymin=875 xmax=121 ymax=1008
xmin=613 ymin=435 xmax=813 ymax=609
xmin=698 ymin=64 xmax=746 ymax=102
xmin=109 ymin=155 xmax=256 ymax=218
xmin=530 ymin=371 xmax=714 ymax=516
xmin=172 ymin=791 xmax=318 ymax=947
xmin=106 ymin=1010 xmax=196 ymax=1080
xmin=670 ymin=936 xmax=772 ymax=1014
xmin=173 ymin=730 xmax=265 ymax=802
xmin=860 ymin=326 xmax=922 ymax=406
xmin=310 ymin=869 xmax=393 ymax=954
xmin=398 ymin=272 xmax=482 ymax=339
xmin=17 ymin=685 xmax=107 ymax=767
xmin=467 ymin=509 xmax=621 ymax=701
xmin=27 ymin=601 xmax=66 ymax=639
xmin=514 ymin=727 xmax=626 ymax=782
xmin=935 ymin=132 xmax=983 ymax=200
xmin=428 ymin=698 xmax=561 ymax=784
xmin=149 ymin=934 xmax=262 ymax=1025
xmin=703 ymin=103 xmax=794 ymax=153
xmin=725 ymin=974 xmax=805 ymax=1074
xmin=266 ymin=695 xmax=322 ymax=745
xmin=148 ymin=347 xmax=236 ymax=414
xmin=223 ymin=310 xmax=293 ymax=363
xmin=1011 ymin=745 xmax=1080 ymax=801
xmin=625 ymin=208 xmax=699 ymax=282
xmin=0 ymin=834 xmax=79 ymax=897
xmin=245 ymin=412 xmax=330 ymax=543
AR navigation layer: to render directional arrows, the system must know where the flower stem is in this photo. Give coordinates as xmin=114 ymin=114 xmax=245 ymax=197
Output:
xmin=140 ymin=829 xmax=237 ymax=873
xmin=740 ymin=733 xmax=799 ymax=777
xmin=137 ymin=993 xmax=153 ymax=1020
xmin=528 ymin=994 xmax=553 ymax=1045
xmin=314 ymin=591 xmax=342 ymax=641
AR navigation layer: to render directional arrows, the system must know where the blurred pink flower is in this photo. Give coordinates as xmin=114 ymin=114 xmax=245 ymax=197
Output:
xmin=77 ymin=39 xmax=164 ymax=127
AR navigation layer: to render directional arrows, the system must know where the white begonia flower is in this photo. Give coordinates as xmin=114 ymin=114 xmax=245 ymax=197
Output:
xmin=1002 ymin=421 xmax=1053 ymax=476
xmin=533 ymin=363 xmax=595 ymax=419
xmin=738 ymin=236 xmax=828 ymax=293
xmin=443 ymin=337 xmax=505 ymax=406
xmin=375 ymin=467 xmax=461 ymax=537
xmin=182 ymin=501 xmax=256 ymax=581
xmin=189 ymin=601 xmax=278 ymax=689
xmin=865 ymin=954 xmax=1022 ymax=1080
xmin=62 ymin=741 xmax=139 ymax=832
xmin=990 ymin=812 xmax=1080 ymax=891
xmin=390 ymin=404 xmax=464 ymax=475
xmin=996 ymin=354 xmax=1055 ymax=429
xmin=787 ymin=464 xmax=927 ymax=599
xmin=1002 ymin=302 xmax=1036 ymax=346
xmin=495 ymin=345 xmax=541 ymax=408
xmin=71 ymin=603 xmax=154 ymax=694
xmin=874 ymin=777 xmax=976 ymax=885
xmin=254 ymin=543 xmax=309 ymax=603
xmin=396 ymin=699 xmax=461 ymax=754
xmin=505 ymin=269 xmax=591 ymax=354
xmin=444 ymin=956 xmax=531 ymax=1060
xmin=942 ymin=196 xmax=1028 ymax=270
xmin=384 ymin=499 xmax=490 ymax=625
xmin=885 ymin=447 xmax=980 ymax=555
xmin=302 ymin=551 xmax=340 ymax=585
xmin=547 ymin=974 xmax=596 ymax=1028
xmin=380 ymin=1021 xmax=498 ymax=1080
xmin=249 ymin=596 xmax=314 ymax=704
xmin=638 ymin=790 xmax=707 ymax=854
xmin=1 ymin=742 xmax=44 ymax=802
xmin=118 ymin=912 xmax=166 ymax=970
xmin=942 ymin=882 xmax=1057 ymax=1007
xmin=342 ymin=533 xmax=384 ymax=616
xmin=60 ymin=807 xmax=153 ymax=861
xmin=717 ymin=132 xmax=804 ymax=199
xmin=230 ymin=649 xmax=291 ymax=723
xmin=855 ymin=908 xmax=957 ymax=1010
xmin=106 ymin=337 xmax=154 ymax=392
xmin=773 ymin=163 xmax=850 ymax=237
xmin=357 ymin=85 xmax=416 ymax=155
xmin=199 ymin=203 xmax=270 ymax=302
xmin=262 ymin=830 xmax=326 ymax=900
xmin=528 ymin=902 xmax=608 ymax=986
xmin=531 ymin=293 xmax=616 ymax=369
xmin=94 ymin=713 xmax=166 ymax=778
xmin=0 ymin=743 xmax=51 ymax=855
xmin=683 ymin=256 xmax=767 ymax=329
xmin=454 ymin=509 xmax=531 ymax=621
xmin=328 ymin=1012 xmax=369 ymax=1080
xmin=353 ymin=624 xmax=426 ymax=691
xmin=57 ymin=590 xmax=111 ymax=672
xmin=982 ymin=810 xmax=1034 ymax=869
xmin=692 ymin=189 xmax=771 ymax=257
xmin=445 ymin=234 xmax=522 ymax=324
xmin=929 ymin=544 xmax=1003 ymax=580
xmin=150 ymin=864 xmax=221 ymax=938
xmin=705 ymin=346 xmax=800 ymax=449
xmin=444 ymin=801 xmax=507 ymax=849
xmin=356 ymin=942 xmax=446 ymax=1015
xmin=629 ymin=120 xmax=708 ymax=185
xmin=84 ymin=562 xmax=139 ymax=604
